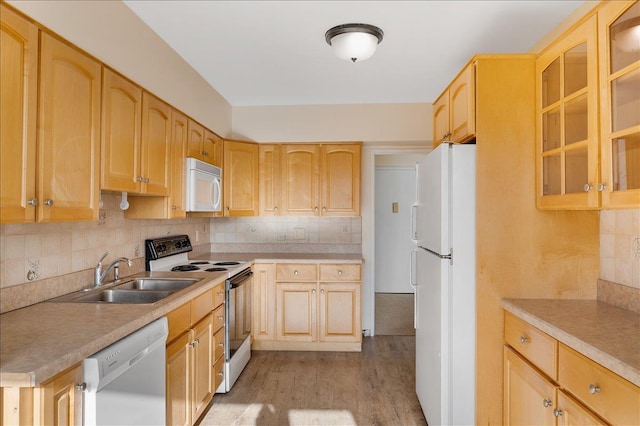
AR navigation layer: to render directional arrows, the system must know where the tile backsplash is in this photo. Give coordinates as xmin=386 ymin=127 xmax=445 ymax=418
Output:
xmin=600 ymin=209 xmax=640 ymax=289
xmin=0 ymin=193 xmax=210 ymax=289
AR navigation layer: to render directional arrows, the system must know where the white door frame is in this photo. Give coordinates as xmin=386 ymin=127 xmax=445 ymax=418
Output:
xmin=366 ymin=146 xmax=429 ymax=336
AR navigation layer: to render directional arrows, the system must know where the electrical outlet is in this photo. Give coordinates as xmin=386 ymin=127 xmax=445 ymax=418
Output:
xmin=294 ymin=228 xmax=305 ymax=240
xmin=342 ymin=225 xmax=349 ymax=233
xmin=196 ymin=230 xmax=200 ymax=242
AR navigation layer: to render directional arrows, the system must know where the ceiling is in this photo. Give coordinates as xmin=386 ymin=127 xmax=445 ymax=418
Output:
xmin=123 ymin=0 xmax=585 ymax=107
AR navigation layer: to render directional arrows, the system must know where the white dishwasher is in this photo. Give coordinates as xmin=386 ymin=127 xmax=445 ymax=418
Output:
xmin=83 ymin=317 xmax=168 ymax=426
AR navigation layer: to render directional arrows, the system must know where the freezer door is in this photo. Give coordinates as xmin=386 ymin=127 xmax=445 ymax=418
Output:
xmin=415 ymin=248 xmax=450 ymax=426
xmin=416 ymin=144 xmax=449 ymax=253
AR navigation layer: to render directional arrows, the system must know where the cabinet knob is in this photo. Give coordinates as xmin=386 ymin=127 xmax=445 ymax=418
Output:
xmin=217 ymin=372 xmax=224 ymax=377
xmin=338 ymin=270 xmax=343 ymax=275
xmin=320 ymin=288 xmax=324 ymax=294
xmin=597 ymin=183 xmax=607 ymax=192
xmin=44 ymin=199 xmax=54 ymax=206
xmin=553 ymin=408 xmax=563 ymax=417
xmin=218 ymin=342 xmax=224 ymax=347
xmin=312 ymin=289 xmax=316 ymax=295
xmin=27 ymin=198 xmax=38 ymax=206
xmin=314 ymin=207 xmax=319 ymax=213
xmin=136 ymin=176 xmax=143 ymax=182
xmin=171 ymin=205 xmax=177 ymax=210
xmin=217 ymin=316 xmax=224 ymax=321
xmin=542 ymin=399 xmax=552 ymax=408
xmin=583 ymin=183 xmax=593 ymax=192
xmin=519 ymin=336 xmax=528 ymax=344
xmin=75 ymin=382 xmax=87 ymax=392
xmin=294 ymin=270 xmax=299 ymax=275
xmin=274 ymin=206 xmax=278 ymax=211
xmin=588 ymin=384 xmax=600 ymax=394
xmin=144 ymin=177 xmax=150 ymax=183
xmin=322 ymin=207 xmax=327 ymax=212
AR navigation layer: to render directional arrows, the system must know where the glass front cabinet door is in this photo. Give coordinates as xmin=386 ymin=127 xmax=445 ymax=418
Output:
xmin=599 ymin=0 xmax=640 ymax=208
xmin=536 ymin=15 xmax=599 ymax=209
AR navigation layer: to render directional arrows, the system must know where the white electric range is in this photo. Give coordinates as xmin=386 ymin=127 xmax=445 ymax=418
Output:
xmin=145 ymin=235 xmax=252 ymax=393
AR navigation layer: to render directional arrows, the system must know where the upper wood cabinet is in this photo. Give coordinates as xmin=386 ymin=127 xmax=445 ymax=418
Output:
xmin=101 ymin=69 xmax=171 ymax=196
xmin=223 ymin=140 xmax=259 ymax=216
xmin=186 ymin=120 xmax=222 ymax=166
xmin=279 ymin=143 xmax=361 ymax=216
xmin=433 ymin=63 xmax=475 ymax=148
xmin=536 ymin=15 xmax=599 ymax=210
xmin=598 ymin=0 xmax=640 ymax=209
xmin=0 ymin=5 xmax=38 ymax=223
xmin=38 ymin=33 xmax=101 ymax=222
xmin=169 ymin=109 xmax=188 ymax=217
xmin=259 ymin=144 xmax=281 ymax=216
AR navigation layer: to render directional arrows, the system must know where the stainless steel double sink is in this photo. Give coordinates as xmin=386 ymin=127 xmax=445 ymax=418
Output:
xmin=48 ymin=277 xmax=201 ymax=304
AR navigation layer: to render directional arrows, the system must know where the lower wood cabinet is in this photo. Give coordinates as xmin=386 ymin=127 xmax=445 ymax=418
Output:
xmin=253 ymin=262 xmax=361 ymax=351
xmin=166 ymin=283 xmax=225 ymax=426
xmin=503 ymin=311 xmax=639 ymax=425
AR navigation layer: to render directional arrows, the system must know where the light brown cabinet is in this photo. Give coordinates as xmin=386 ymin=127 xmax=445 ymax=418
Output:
xmin=432 ymin=63 xmax=475 ymax=148
xmin=503 ymin=311 xmax=638 ymax=425
xmin=186 ymin=120 xmax=222 ymax=167
xmin=101 ymin=69 xmax=171 ymax=196
xmin=223 ymin=140 xmax=259 ymax=216
xmin=253 ymin=262 xmax=361 ymax=351
xmin=268 ymin=143 xmax=361 ymax=216
xmin=0 ymin=5 xmax=38 ymax=223
xmin=38 ymin=33 xmax=102 ymax=222
xmin=598 ymin=0 xmax=640 ymax=208
xmin=166 ymin=283 xmax=225 ymax=426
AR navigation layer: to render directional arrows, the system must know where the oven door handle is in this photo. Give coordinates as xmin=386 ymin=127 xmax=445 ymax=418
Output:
xmin=228 ymin=270 xmax=253 ymax=289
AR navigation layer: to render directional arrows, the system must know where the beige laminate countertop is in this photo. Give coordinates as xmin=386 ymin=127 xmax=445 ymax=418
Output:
xmin=501 ymin=299 xmax=640 ymax=387
xmin=0 ymin=271 xmax=227 ymax=387
xmin=193 ymin=252 xmax=363 ymax=263
xmin=0 ymin=253 xmax=362 ymax=388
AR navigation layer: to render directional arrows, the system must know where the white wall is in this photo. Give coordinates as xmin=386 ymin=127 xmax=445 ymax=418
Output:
xmin=7 ymin=0 xmax=232 ymax=136
xmin=374 ymin=166 xmax=417 ymax=293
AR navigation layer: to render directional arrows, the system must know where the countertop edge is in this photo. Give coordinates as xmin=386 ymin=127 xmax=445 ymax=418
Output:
xmin=501 ymin=299 xmax=640 ymax=387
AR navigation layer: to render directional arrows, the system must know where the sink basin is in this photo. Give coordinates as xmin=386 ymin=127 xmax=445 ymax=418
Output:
xmin=73 ymin=289 xmax=173 ymax=304
xmin=115 ymin=278 xmax=199 ymax=292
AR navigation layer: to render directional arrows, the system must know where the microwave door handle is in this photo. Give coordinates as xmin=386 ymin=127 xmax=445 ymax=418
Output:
xmin=410 ymin=203 xmax=418 ymax=242
xmin=212 ymin=178 xmax=221 ymax=210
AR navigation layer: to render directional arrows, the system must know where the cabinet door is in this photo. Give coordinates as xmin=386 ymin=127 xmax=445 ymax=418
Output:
xmin=192 ymin=314 xmax=214 ymax=422
xmin=276 ymin=282 xmax=317 ymax=342
xmin=39 ymin=33 xmax=101 ymax=222
xmin=432 ymin=91 xmax=449 ymax=148
xmin=169 ymin=109 xmax=188 ymax=218
xmin=140 ymin=93 xmax=171 ymax=195
xmin=281 ymin=144 xmax=320 ymax=216
xmin=167 ymin=332 xmax=192 ymax=426
xmin=100 ymin=69 xmax=142 ymax=193
xmin=536 ymin=16 xmax=599 ymax=209
xmin=0 ymin=5 xmax=38 ymax=223
xmin=320 ymin=144 xmax=361 ymax=216
xmin=253 ymin=263 xmax=276 ymax=341
xmin=556 ymin=390 xmax=606 ymax=425
xmin=203 ymin=129 xmax=223 ymax=167
xmin=504 ymin=346 xmax=557 ymax=426
xmin=186 ymin=119 xmax=204 ymax=160
xmin=598 ymin=0 xmax=640 ymax=208
xmin=318 ymin=283 xmax=361 ymax=343
xmin=223 ymin=140 xmax=259 ymax=216
xmin=449 ymin=63 xmax=475 ymax=143
xmin=259 ymin=144 xmax=281 ymax=215
xmin=41 ymin=364 xmax=83 ymax=426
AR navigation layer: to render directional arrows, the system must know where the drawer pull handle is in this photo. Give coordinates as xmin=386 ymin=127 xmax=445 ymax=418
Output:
xmin=218 ymin=343 xmax=224 ymax=347
xmin=519 ymin=336 xmax=528 ymax=344
xmin=294 ymin=270 xmax=299 ymax=275
xmin=217 ymin=316 xmax=224 ymax=321
xmin=218 ymin=372 xmax=224 ymax=377
xmin=553 ymin=408 xmax=563 ymax=417
xmin=542 ymin=399 xmax=552 ymax=408
xmin=76 ymin=382 xmax=87 ymax=392
xmin=588 ymin=384 xmax=600 ymax=394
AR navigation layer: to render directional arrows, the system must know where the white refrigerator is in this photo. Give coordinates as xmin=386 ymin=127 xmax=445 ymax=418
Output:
xmin=410 ymin=142 xmax=476 ymax=426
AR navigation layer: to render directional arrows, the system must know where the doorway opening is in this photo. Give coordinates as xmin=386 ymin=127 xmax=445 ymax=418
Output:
xmin=373 ymin=154 xmax=424 ymax=335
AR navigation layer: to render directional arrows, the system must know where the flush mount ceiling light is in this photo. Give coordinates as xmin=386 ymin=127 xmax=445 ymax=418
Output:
xmin=325 ymin=23 xmax=384 ymax=63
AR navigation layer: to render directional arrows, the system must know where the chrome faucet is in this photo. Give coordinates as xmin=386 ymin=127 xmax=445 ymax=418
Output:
xmin=94 ymin=252 xmax=132 ymax=287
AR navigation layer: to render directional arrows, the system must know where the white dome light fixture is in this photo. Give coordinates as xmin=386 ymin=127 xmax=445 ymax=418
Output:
xmin=325 ymin=23 xmax=384 ymax=63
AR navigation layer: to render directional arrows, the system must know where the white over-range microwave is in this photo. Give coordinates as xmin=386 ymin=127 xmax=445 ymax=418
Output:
xmin=185 ymin=157 xmax=222 ymax=212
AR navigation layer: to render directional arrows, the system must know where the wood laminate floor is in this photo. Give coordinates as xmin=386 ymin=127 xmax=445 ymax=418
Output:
xmin=201 ymin=336 xmax=427 ymax=426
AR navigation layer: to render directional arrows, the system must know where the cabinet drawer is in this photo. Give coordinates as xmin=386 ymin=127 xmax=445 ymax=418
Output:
xmin=504 ymin=312 xmax=557 ymax=379
xmin=213 ymin=304 xmax=225 ymax=332
xmin=213 ymin=327 xmax=225 ymax=362
xmin=213 ymin=283 xmax=225 ymax=308
xmin=319 ymin=264 xmax=361 ymax=281
xmin=558 ymin=343 xmax=640 ymax=426
xmin=276 ymin=263 xmax=317 ymax=281
xmin=167 ymin=302 xmax=191 ymax=343
xmin=191 ymin=289 xmax=214 ymax=325
xmin=213 ymin=358 xmax=224 ymax=391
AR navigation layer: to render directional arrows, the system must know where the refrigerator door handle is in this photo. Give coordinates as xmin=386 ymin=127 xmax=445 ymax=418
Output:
xmin=410 ymin=203 xmax=418 ymax=242
xmin=410 ymin=248 xmax=418 ymax=329
xmin=419 ymin=245 xmax=453 ymax=265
